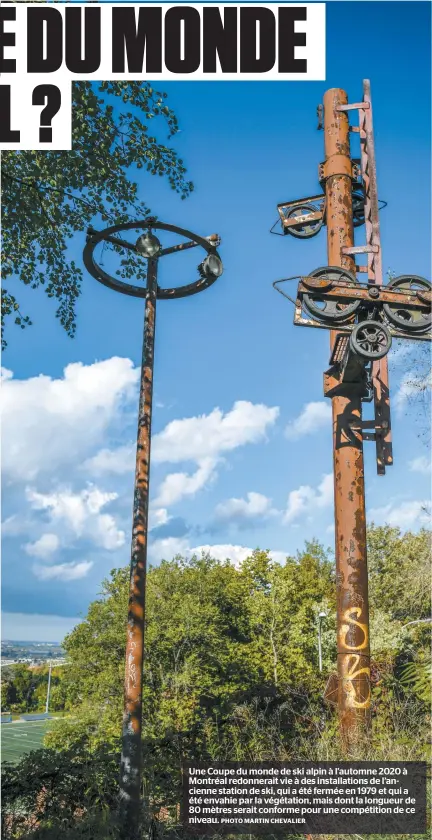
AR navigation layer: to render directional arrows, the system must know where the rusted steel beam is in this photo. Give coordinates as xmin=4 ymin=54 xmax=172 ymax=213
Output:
xmin=282 ymin=210 xmax=324 ymax=229
xmin=293 ymin=306 xmax=431 ymax=341
xmin=323 ymin=88 xmax=371 ymax=748
xmin=159 ymin=233 xmax=220 ymax=257
xmin=119 ymin=257 xmax=158 ymax=831
xmin=360 ymin=80 xmax=393 ymax=474
xmin=296 ymin=280 xmax=431 ymax=308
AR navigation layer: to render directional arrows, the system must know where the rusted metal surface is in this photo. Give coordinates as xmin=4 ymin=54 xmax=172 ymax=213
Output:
xmin=282 ymin=209 xmax=323 ymax=229
xmin=159 ymin=233 xmax=221 ymax=257
xmin=275 ymin=82 xmax=431 ymax=747
xmin=277 ymin=194 xmax=325 ymax=215
xmin=318 ymin=159 xmax=361 ymax=185
xmin=120 ymin=258 xmax=157 ymax=828
xmin=293 ymin=305 xmax=431 ymax=342
xmin=330 ymin=334 xmax=349 ymax=365
xmin=360 ymin=80 xmax=393 ymax=474
xmin=297 ymin=278 xmax=432 ymax=309
xmin=418 ymin=289 xmax=432 ymax=305
xmin=84 ymin=221 xmax=222 ymax=300
xmin=323 ymin=87 xmax=371 ymax=747
xmin=336 ymin=102 xmax=370 ymax=112
xmin=83 ymin=221 xmax=222 ymax=838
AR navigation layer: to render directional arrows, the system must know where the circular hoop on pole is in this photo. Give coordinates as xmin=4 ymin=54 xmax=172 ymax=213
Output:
xmin=83 ymin=220 xmax=223 ymax=300
xmin=84 ymin=219 xmax=222 ymax=839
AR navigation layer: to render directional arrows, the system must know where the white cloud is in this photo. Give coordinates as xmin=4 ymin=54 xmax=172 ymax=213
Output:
xmin=148 ymin=537 xmax=191 ymax=564
xmin=24 ymin=533 xmax=59 ymax=560
xmin=284 ymin=473 xmax=333 ymax=524
xmin=32 ymin=561 xmax=93 ymax=581
xmin=2 ymin=515 xmax=33 ymax=537
xmin=152 ymin=401 xmax=279 ymax=464
xmin=151 ymin=401 xmax=279 ymax=507
xmin=1 ymin=358 xmax=139 ymax=482
xmin=80 ymin=401 xmax=279 ymax=509
xmin=190 ymin=544 xmax=287 ymax=568
xmin=83 ymin=444 xmax=135 ymax=476
xmin=368 ymin=499 xmax=431 ymax=530
xmin=26 ymin=485 xmax=125 ymax=551
xmin=154 ymin=457 xmax=217 ymax=508
xmin=191 ymin=544 xmax=254 ymax=568
xmin=284 ymin=401 xmax=331 ymax=441
xmin=1 ymin=612 xmax=82 ymax=643
xmin=408 ymin=455 xmax=431 ymax=475
xmin=148 ymin=507 xmax=171 ymax=531
xmin=149 ymin=539 xmax=287 ymax=569
xmin=215 ymin=492 xmax=277 ymax=524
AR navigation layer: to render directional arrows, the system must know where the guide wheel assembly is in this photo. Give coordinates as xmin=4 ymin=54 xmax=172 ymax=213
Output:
xmin=382 ymin=275 xmax=431 ymax=333
xmin=349 ymin=320 xmax=392 ymax=360
xmin=302 ymin=266 xmax=360 ymax=322
xmin=285 ymin=203 xmax=324 ymax=239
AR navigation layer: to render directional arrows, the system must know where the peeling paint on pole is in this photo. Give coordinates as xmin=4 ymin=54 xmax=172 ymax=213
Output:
xmin=83 ymin=222 xmax=223 ymax=837
xmin=120 ymin=257 xmax=158 ymax=827
xmin=323 ymin=88 xmax=371 ymax=746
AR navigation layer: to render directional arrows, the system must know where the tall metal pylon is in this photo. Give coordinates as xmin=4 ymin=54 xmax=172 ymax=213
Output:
xmin=273 ymin=79 xmax=431 ymax=750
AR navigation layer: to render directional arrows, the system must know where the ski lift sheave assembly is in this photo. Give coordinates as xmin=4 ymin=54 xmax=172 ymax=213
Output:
xmin=271 ymin=162 xmax=385 ymax=240
xmin=274 ymin=268 xmax=431 ymax=363
xmin=272 ymin=80 xmax=431 ymax=480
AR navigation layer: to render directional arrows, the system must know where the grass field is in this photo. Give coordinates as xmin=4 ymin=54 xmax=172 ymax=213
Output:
xmin=1 ymin=720 xmax=53 ymax=764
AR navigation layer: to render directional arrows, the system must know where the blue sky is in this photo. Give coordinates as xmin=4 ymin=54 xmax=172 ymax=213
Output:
xmin=2 ymin=2 xmax=431 ymax=641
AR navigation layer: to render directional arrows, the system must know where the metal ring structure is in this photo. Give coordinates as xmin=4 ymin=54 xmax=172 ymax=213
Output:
xmin=303 ymin=266 xmax=360 ymax=323
xmin=83 ymin=220 xmax=222 ymax=300
xmin=350 ymin=320 xmax=392 ymax=360
xmin=285 ymin=203 xmax=324 ymax=239
xmin=382 ymin=275 xmax=431 ymax=333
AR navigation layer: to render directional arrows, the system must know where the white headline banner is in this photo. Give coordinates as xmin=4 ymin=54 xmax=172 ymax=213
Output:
xmin=0 ymin=3 xmax=326 ymax=150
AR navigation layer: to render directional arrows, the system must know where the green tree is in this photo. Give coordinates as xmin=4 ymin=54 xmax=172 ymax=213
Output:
xmin=47 ymin=545 xmax=335 ymax=778
xmin=1 ymin=669 xmax=17 ymax=711
xmin=32 ymin=665 xmax=67 ymax=713
xmin=2 ymin=532 xmax=430 ymax=839
xmin=6 ymin=664 xmax=39 ymax=712
xmin=1 ymin=81 xmax=192 ymax=348
xmin=367 ymin=525 xmax=431 ymax=621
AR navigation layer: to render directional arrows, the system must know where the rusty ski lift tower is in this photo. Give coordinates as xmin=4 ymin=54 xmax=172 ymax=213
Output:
xmin=272 ymin=80 xmax=431 ymax=748
xmin=84 ymin=221 xmax=223 ymax=835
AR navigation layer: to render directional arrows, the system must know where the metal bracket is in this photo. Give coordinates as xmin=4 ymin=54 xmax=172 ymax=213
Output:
xmin=318 ymin=158 xmax=359 ymax=183
xmin=276 ymin=194 xmax=325 ymax=233
xmin=336 ymin=102 xmax=370 ymax=112
xmin=342 ymin=245 xmax=379 ymax=256
xmin=324 ymin=366 xmax=369 ymax=399
xmin=330 ymin=333 xmax=349 ymax=365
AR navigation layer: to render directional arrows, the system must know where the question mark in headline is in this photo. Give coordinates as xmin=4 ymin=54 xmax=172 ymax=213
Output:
xmin=32 ymin=85 xmax=61 ymax=143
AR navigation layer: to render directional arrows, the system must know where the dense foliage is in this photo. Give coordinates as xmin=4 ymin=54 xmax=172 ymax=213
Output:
xmin=2 ymin=527 xmax=430 ymax=839
xmin=1 ymin=81 xmax=192 ymax=348
xmin=1 ymin=664 xmax=66 ymax=715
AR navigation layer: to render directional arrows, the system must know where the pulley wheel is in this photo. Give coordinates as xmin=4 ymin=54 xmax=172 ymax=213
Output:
xmin=303 ymin=266 xmax=360 ymax=323
xmin=350 ymin=320 xmax=392 ymax=360
xmin=285 ymin=203 xmax=324 ymax=239
xmin=382 ymin=275 xmax=431 ymax=333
